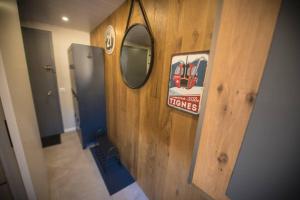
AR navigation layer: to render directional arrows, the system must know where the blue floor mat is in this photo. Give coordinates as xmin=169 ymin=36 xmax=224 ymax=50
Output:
xmin=90 ymin=146 xmax=135 ymax=195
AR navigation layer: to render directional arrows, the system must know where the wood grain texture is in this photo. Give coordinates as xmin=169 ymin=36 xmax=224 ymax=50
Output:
xmin=192 ymin=0 xmax=282 ymax=199
xmin=91 ymin=0 xmax=216 ymax=199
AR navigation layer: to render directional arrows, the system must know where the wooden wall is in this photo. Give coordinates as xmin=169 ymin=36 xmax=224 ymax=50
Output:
xmin=91 ymin=0 xmax=216 ymax=199
xmin=192 ymin=0 xmax=282 ymax=200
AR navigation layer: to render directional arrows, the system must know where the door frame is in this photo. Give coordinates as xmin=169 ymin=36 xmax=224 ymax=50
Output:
xmin=0 ymin=99 xmax=28 ymax=200
xmin=0 ymin=49 xmax=34 ymax=199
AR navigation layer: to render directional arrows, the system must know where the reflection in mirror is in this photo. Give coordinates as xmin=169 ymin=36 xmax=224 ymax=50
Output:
xmin=120 ymin=24 xmax=153 ymax=88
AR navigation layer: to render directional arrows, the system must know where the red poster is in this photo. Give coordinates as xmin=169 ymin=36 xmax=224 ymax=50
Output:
xmin=167 ymin=51 xmax=209 ymax=115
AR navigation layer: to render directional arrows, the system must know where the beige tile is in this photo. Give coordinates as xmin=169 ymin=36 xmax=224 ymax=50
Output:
xmin=44 ymin=132 xmax=111 ymax=200
xmin=44 ymin=132 xmax=148 ymax=200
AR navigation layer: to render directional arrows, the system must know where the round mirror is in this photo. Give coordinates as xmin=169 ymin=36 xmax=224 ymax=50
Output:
xmin=120 ymin=24 xmax=153 ymax=88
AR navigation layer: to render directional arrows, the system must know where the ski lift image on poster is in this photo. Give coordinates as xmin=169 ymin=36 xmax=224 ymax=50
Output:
xmin=167 ymin=51 xmax=209 ymax=115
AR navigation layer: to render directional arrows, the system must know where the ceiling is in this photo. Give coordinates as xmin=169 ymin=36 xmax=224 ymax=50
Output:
xmin=18 ymin=0 xmax=125 ymax=32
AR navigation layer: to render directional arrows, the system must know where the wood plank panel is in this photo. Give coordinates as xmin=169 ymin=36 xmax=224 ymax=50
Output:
xmin=91 ymin=0 xmax=217 ymax=199
xmin=192 ymin=0 xmax=282 ymax=199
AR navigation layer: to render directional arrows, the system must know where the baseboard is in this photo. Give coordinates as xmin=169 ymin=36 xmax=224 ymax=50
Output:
xmin=64 ymin=127 xmax=76 ymax=133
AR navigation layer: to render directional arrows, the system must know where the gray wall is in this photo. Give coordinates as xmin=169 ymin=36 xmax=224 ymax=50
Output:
xmin=227 ymin=1 xmax=300 ymax=199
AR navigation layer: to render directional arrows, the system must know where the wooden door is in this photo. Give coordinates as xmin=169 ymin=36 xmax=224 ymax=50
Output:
xmin=191 ymin=0 xmax=282 ymax=199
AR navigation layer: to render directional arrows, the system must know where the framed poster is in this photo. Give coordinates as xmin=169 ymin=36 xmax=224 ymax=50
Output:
xmin=104 ymin=25 xmax=116 ymax=54
xmin=167 ymin=51 xmax=209 ymax=115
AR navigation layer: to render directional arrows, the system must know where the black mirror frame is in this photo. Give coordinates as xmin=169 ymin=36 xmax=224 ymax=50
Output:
xmin=120 ymin=23 xmax=154 ymax=89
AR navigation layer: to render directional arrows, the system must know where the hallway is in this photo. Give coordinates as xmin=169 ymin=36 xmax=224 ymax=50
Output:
xmin=44 ymin=132 xmax=147 ymax=200
xmin=1 ymin=0 xmax=296 ymax=199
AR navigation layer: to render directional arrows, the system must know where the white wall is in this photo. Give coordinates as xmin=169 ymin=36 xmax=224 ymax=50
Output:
xmin=21 ymin=21 xmax=90 ymax=132
xmin=0 ymin=0 xmax=49 ymax=199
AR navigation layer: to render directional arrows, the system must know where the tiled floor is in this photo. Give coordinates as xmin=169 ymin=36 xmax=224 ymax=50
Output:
xmin=44 ymin=132 xmax=148 ymax=200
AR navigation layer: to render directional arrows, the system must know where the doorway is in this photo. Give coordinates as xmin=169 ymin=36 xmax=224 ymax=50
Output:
xmin=0 ymin=99 xmax=27 ymax=200
xmin=21 ymin=27 xmax=64 ymax=147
